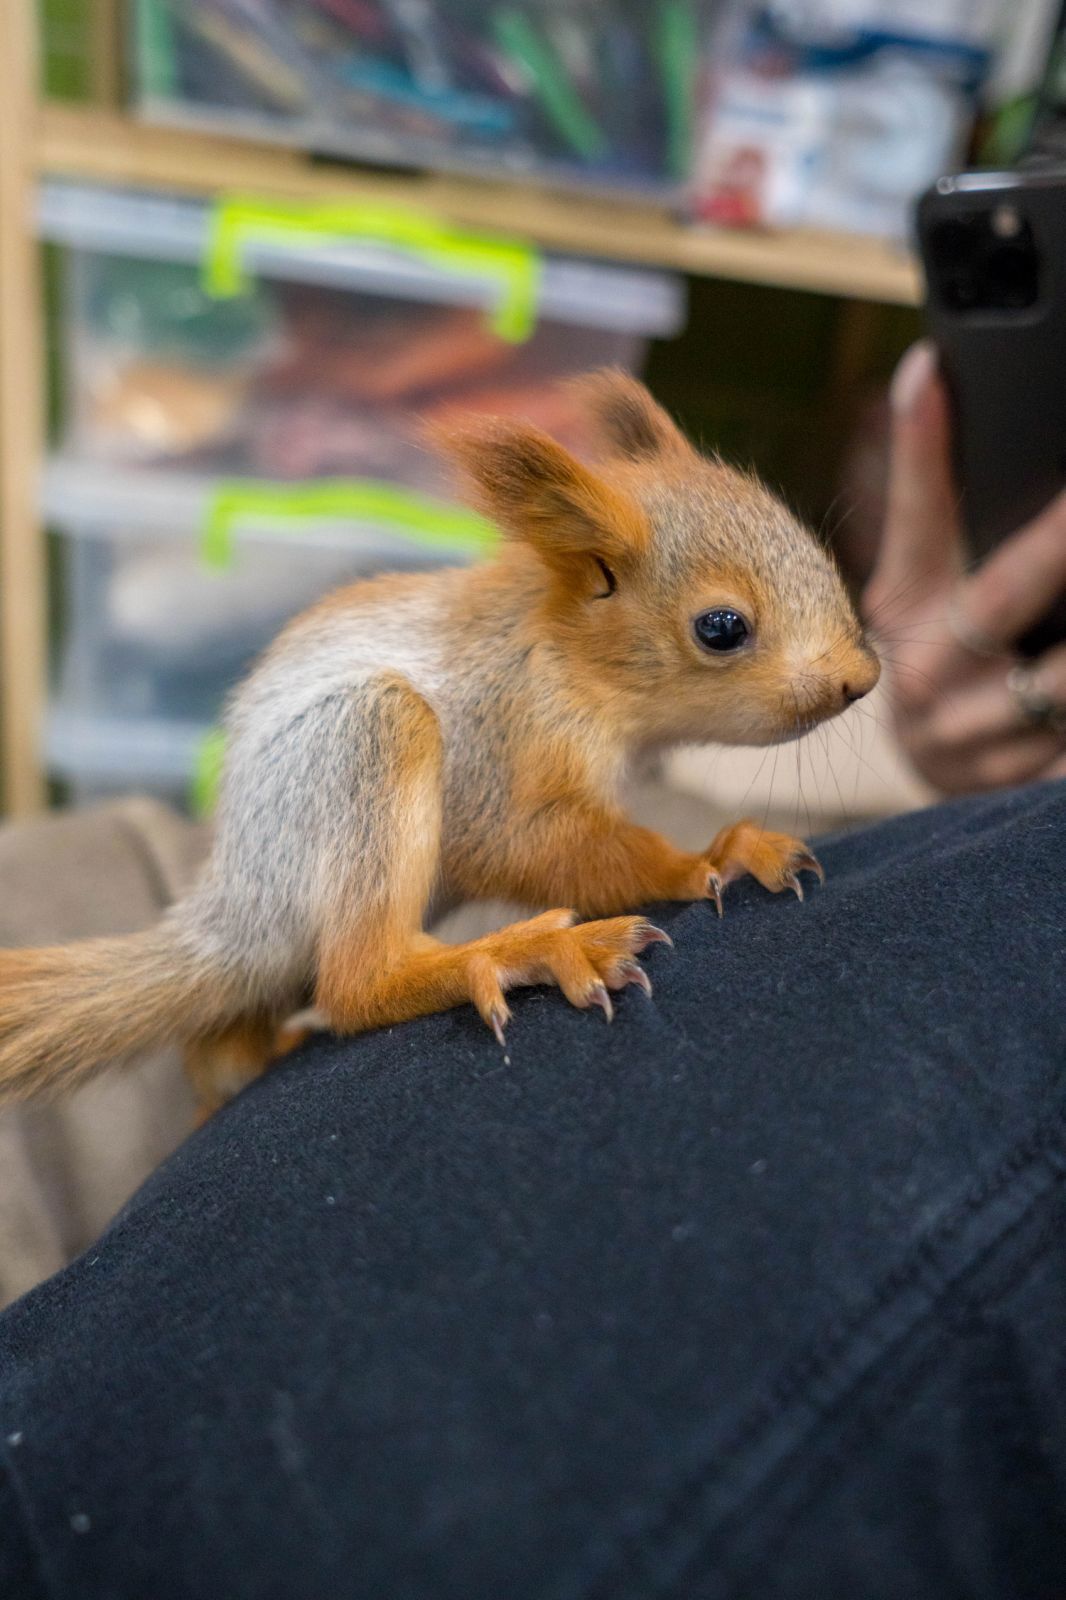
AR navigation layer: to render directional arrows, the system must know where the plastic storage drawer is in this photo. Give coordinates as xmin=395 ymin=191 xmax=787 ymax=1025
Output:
xmin=40 ymin=181 xmax=685 ymax=801
xmin=42 ymin=184 xmax=683 ymax=495
xmin=45 ymin=524 xmax=463 ymax=802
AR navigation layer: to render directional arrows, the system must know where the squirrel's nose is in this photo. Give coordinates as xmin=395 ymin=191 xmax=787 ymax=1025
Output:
xmin=840 ymin=650 xmax=880 ymax=706
xmin=832 ymin=646 xmax=877 ymax=710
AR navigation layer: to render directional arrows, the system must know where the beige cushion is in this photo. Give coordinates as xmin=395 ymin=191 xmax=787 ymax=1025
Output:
xmin=0 ymin=798 xmax=207 ymax=1308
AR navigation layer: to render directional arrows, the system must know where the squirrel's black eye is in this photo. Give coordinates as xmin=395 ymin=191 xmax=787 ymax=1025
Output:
xmin=593 ymin=557 xmax=617 ymax=598
xmin=694 ymin=608 xmax=750 ymax=653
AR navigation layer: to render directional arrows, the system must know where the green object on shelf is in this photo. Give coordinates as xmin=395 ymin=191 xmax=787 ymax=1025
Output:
xmin=493 ymin=10 xmax=607 ymax=163
xmin=87 ymin=256 xmax=274 ymax=366
xmin=134 ymin=0 xmax=179 ymax=100
xmin=204 ymin=195 xmax=542 ymax=343
xmin=41 ymin=0 xmax=92 ymax=98
xmin=976 ymin=93 xmax=1039 ymax=167
xmin=190 ymin=726 xmax=226 ymax=818
xmin=202 ymin=478 xmax=498 ymax=570
xmin=656 ymin=0 xmax=699 ymax=181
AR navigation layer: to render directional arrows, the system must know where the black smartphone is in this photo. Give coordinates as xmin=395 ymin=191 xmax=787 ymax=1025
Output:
xmin=916 ymin=164 xmax=1066 ymax=655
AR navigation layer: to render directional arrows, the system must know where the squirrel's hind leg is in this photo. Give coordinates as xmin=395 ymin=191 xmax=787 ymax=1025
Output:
xmin=185 ymin=673 xmax=445 ymax=1118
xmin=326 ymin=911 xmax=670 ymax=1046
xmin=312 ymin=677 xmax=446 ymax=1034
xmin=185 ymin=1015 xmax=284 ymax=1121
xmin=309 ymin=682 xmax=669 ymax=1045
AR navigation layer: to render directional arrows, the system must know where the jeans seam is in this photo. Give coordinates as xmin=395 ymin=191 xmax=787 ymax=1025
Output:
xmin=568 ymin=1107 xmax=1066 ymax=1600
xmin=711 ymin=1180 xmax=1066 ymax=1600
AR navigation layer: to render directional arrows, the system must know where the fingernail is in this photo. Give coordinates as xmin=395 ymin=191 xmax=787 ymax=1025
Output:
xmin=890 ymin=340 xmax=935 ymax=417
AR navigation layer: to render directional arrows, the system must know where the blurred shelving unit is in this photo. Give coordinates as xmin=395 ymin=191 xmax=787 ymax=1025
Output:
xmin=0 ymin=0 xmax=921 ymax=815
xmin=40 ymin=181 xmax=682 ymax=797
xmin=0 ymin=1 xmax=50 ymax=814
xmin=36 ymin=103 xmax=921 ymax=308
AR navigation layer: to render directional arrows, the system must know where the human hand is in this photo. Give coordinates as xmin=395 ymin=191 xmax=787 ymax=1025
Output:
xmin=862 ymin=341 xmax=1066 ymax=793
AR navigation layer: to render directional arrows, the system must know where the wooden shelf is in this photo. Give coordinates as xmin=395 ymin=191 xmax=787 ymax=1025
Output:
xmin=37 ymin=102 xmax=921 ymax=307
xmin=2 ymin=73 xmax=922 ymax=815
xmin=0 ymin=2 xmax=48 ymax=813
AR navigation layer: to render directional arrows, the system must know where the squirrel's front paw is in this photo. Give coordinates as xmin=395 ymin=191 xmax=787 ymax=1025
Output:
xmin=703 ymin=820 xmax=824 ymax=909
xmin=465 ymin=911 xmax=672 ymax=1043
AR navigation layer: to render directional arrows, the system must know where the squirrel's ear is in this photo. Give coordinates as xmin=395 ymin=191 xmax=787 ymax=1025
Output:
xmin=569 ymin=369 xmax=693 ymax=462
xmin=432 ymin=417 xmax=649 ymax=572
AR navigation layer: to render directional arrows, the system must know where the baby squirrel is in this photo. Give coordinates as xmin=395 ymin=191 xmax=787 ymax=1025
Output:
xmin=0 ymin=372 xmax=879 ymax=1112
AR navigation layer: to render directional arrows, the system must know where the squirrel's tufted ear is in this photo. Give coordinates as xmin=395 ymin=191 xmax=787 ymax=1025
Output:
xmin=432 ymin=417 xmax=649 ymax=574
xmin=569 ymin=369 xmax=693 ymax=462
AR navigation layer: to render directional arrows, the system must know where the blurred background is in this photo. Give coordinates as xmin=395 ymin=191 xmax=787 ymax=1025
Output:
xmin=2 ymin=0 xmax=1065 ymax=829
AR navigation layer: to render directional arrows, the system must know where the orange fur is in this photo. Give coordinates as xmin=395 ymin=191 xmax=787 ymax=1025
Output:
xmin=318 ymin=911 xmax=669 ymax=1042
xmin=0 ymin=931 xmax=241 ymax=1103
xmin=0 ymin=372 xmax=880 ymax=1116
xmin=430 ymin=417 xmax=651 ymax=578
xmin=186 ymin=1017 xmax=281 ymax=1120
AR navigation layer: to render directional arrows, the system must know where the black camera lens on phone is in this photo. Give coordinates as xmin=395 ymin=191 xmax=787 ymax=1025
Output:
xmin=929 ymin=213 xmax=1040 ymax=313
xmin=983 ymin=243 xmax=1039 ymax=308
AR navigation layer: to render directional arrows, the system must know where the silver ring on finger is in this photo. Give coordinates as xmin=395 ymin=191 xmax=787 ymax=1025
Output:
xmin=1005 ymin=664 xmax=1066 ymax=733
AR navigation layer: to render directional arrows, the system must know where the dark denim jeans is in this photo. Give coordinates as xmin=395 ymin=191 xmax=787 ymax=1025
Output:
xmin=2 ymin=781 xmax=1065 ymax=1600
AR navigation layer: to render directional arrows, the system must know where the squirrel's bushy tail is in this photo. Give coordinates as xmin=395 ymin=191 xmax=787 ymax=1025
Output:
xmin=0 ymin=926 xmax=244 ymax=1103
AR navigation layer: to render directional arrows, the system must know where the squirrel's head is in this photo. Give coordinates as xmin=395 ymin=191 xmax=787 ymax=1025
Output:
xmin=436 ymin=370 xmax=879 ymax=747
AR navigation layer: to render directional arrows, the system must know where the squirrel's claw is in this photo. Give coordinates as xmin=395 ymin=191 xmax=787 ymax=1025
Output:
xmin=793 ymin=850 xmax=826 ymax=885
xmin=587 ymin=981 xmax=614 ymax=1023
xmin=466 ymin=913 xmax=667 ymax=1044
xmin=783 ymin=850 xmax=825 ymax=900
xmin=488 ymin=1005 xmax=510 ymax=1047
xmin=614 ymin=959 xmax=653 ymax=998
xmin=703 ymin=822 xmax=826 ymax=904
xmin=706 ymin=871 xmax=724 ymax=917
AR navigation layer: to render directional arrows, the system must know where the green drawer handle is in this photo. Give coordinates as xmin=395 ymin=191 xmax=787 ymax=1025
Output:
xmin=202 ymin=478 xmax=497 ymax=569
xmin=204 ymin=195 xmax=542 ymax=342
xmin=192 ymin=482 xmax=495 ymax=809
xmin=190 ymin=726 xmax=227 ymax=818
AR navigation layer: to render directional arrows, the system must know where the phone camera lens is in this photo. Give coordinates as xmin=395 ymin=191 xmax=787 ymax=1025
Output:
xmin=929 ymin=211 xmax=1039 ymax=314
xmin=945 ymin=276 xmax=975 ymax=309
xmin=984 ymin=243 xmax=1038 ymax=309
